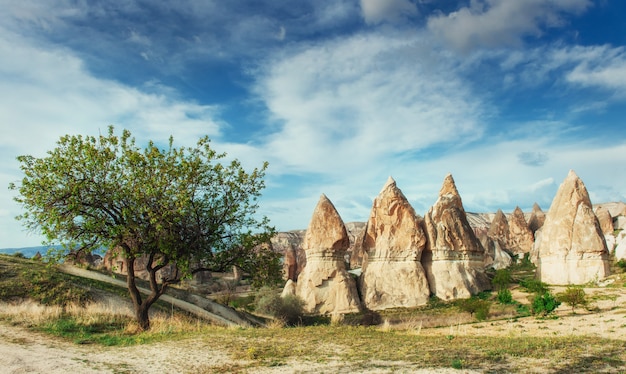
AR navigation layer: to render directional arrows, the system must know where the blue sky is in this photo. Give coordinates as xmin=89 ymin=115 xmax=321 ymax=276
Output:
xmin=2 ymin=0 xmax=626 ymax=248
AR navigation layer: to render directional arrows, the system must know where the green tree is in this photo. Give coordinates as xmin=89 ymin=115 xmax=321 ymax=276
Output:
xmin=457 ymin=298 xmax=491 ymax=321
xmin=558 ymin=286 xmax=588 ymax=314
xmin=531 ymin=291 xmax=560 ymax=316
xmin=10 ymin=127 xmax=280 ymax=330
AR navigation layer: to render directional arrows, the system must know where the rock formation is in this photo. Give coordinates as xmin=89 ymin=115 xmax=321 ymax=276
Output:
xmin=271 ymin=231 xmax=306 ymax=280
xmin=536 ymin=170 xmax=610 ymax=285
xmin=508 ymin=206 xmax=534 ymax=256
xmin=358 ymin=177 xmax=430 ymax=310
xmin=422 ymin=174 xmax=490 ymax=300
xmin=488 ymin=209 xmax=510 ymax=245
xmin=272 ymin=223 xmax=366 ymax=280
xmin=527 ymin=203 xmax=546 ymax=235
xmin=481 ymin=235 xmax=512 ymax=270
xmin=615 ymin=231 xmax=626 ymax=260
xmin=483 ymin=209 xmax=513 ymax=269
xmin=595 ymin=207 xmax=614 ymax=235
xmin=346 ymin=222 xmax=367 ymax=268
xmin=287 ymin=194 xmax=361 ymax=314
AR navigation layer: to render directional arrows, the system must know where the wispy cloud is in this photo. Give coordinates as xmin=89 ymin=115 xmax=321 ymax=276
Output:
xmin=0 ymin=28 xmax=225 ymax=247
xmin=427 ymin=0 xmax=591 ymax=52
xmin=360 ymin=0 xmax=418 ymax=25
xmin=253 ymin=31 xmax=486 ymax=175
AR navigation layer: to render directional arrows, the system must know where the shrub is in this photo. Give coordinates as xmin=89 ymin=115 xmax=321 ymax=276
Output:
xmin=531 ymin=292 xmax=560 ymax=316
xmin=492 ymin=269 xmax=511 ymax=291
xmin=558 ymin=286 xmax=587 ymax=313
xmin=519 ymin=278 xmax=549 ymax=294
xmin=254 ymin=288 xmax=304 ymax=326
xmin=616 ymin=259 xmax=626 ymax=271
xmin=497 ymin=289 xmax=513 ymax=304
xmin=457 ymin=298 xmax=491 ymax=321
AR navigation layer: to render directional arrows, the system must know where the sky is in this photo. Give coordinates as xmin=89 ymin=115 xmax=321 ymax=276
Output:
xmin=2 ymin=0 xmax=626 ymax=248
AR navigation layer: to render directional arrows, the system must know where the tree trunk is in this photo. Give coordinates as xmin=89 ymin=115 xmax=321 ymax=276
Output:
xmin=125 ymin=254 xmax=152 ymax=331
xmin=135 ymin=303 xmax=151 ymax=331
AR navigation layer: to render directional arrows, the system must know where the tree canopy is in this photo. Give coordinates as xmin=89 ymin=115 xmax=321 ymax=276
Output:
xmin=10 ymin=127 xmax=280 ymax=330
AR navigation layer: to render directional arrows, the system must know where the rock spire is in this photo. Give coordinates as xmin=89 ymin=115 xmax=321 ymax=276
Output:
xmin=359 ymin=177 xmax=430 ymax=310
xmin=536 ymin=170 xmax=610 ymax=284
xmin=422 ymin=174 xmax=490 ymax=300
xmin=287 ymin=194 xmax=361 ymax=314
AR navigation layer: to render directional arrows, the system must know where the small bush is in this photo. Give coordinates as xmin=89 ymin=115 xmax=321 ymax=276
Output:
xmin=254 ymin=288 xmax=304 ymax=326
xmin=558 ymin=286 xmax=587 ymax=313
xmin=492 ymin=269 xmax=511 ymax=291
xmin=531 ymin=292 xmax=560 ymax=316
xmin=457 ymin=298 xmax=491 ymax=321
xmin=616 ymin=259 xmax=626 ymax=271
xmin=519 ymin=278 xmax=549 ymax=294
xmin=497 ymin=289 xmax=513 ymax=304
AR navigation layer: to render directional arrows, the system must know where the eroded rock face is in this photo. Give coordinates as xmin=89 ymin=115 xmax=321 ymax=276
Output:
xmin=488 ymin=209 xmax=510 ymax=246
xmin=508 ymin=206 xmax=534 ymax=256
xmin=615 ymin=231 xmax=626 ymax=260
xmin=536 ymin=170 xmax=610 ymax=285
xmin=290 ymin=194 xmax=361 ymax=314
xmin=595 ymin=207 xmax=614 ymax=235
xmin=527 ymin=203 xmax=546 ymax=235
xmin=359 ymin=177 xmax=430 ymax=310
xmin=422 ymin=174 xmax=490 ymax=300
xmin=346 ymin=222 xmax=367 ymax=268
xmin=271 ymin=231 xmax=306 ymax=281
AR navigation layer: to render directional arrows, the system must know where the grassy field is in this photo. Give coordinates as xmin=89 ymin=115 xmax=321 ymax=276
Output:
xmin=1 ymin=253 xmax=626 ymax=373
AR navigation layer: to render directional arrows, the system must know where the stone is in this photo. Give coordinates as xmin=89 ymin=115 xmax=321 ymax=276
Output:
xmin=271 ymin=230 xmax=306 ymax=280
xmin=358 ymin=177 xmax=430 ymax=310
xmin=272 ymin=223 xmax=366 ymax=280
xmin=481 ymin=235 xmax=512 ymax=270
xmin=488 ymin=209 xmax=510 ymax=245
xmin=527 ymin=203 xmax=546 ymax=235
xmin=292 ymin=194 xmax=361 ymax=314
xmin=536 ymin=170 xmax=610 ymax=285
xmin=595 ymin=206 xmax=614 ymax=235
xmin=422 ymin=174 xmax=490 ymax=300
xmin=346 ymin=222 xmax=367 ymax=269
xmin=508 ymin=206 xmax=534 ymax=256
xmin=615 ymin=231 xmax=626 ymax=260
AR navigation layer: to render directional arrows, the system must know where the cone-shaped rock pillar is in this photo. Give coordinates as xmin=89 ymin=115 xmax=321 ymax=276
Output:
xmin=422 ymin=174 xmax=490 ymax=300
xmin=289 ymin=194 xmax=361 ymax=314
xmin=359 ymin=177 xmax=430 ymax=310
xmin=536 ymin=170 xmax=610 ymax=284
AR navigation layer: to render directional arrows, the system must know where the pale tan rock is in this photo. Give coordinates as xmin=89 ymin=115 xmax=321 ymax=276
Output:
xmin=595 ymin=207 xmax=614 ymax=235
xmin=359 ymin=177 xmax=430 ymax=310
xmin=481 ymin=235 xmax=512 ymax=270
xmin=293 ymin=194 xmax=361 ymax=314
xmin=271 ymin=230 xmax=306 ymax=280
xmin=508 ymin=206 xmax=534 ymax=256
xmin=346 ymin=222 xmax=367 ymax=269
xmin=488 ymin=209 xmax=510 ymax=244
xmin=527 ymin=203 xmax=546 ymax=235
xmin=615 ymin=231 xmax=626 ymax=260
xmin=422 ymin=174 xmax=490 ymax=300
xmin=537 ymin=170 xmax=610 ymax=285
xmin=281 ymin=279 xmax=296 ymax=298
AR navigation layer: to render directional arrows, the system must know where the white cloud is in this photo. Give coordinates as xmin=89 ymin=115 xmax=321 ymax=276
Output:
xmin=360 ymin=0 xmax=418 ymax=25
xmin=0 ymin=29 xmax=225 ymax=247
xmin=254 ymin=31 xmax=486 ymax=176
xmin=427 ymin=0 xmax=591 ymax=52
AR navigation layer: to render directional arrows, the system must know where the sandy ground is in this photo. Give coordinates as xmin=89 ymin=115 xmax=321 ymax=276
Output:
xmin=1 ymin=285 xmax=625 ymax=373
